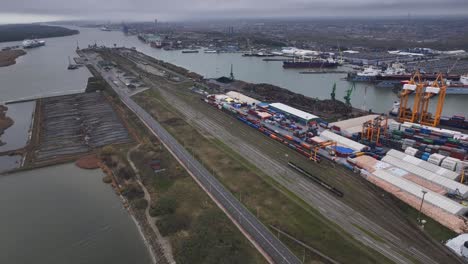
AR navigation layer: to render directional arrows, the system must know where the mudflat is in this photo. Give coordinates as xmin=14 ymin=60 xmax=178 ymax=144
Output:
xmin=0 ymin=49 xmax=26 ymax=67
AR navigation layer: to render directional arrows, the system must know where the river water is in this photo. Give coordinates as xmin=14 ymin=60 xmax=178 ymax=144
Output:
xmin=0 ymin=26 xmax=467 ymax=117
xmin=0 ymin=101 xmax=35 ymax=152
xmin=0 ymin=163 xmax=152 ymax=264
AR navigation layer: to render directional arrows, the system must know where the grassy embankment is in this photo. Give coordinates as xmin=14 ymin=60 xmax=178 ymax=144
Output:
xmin=96 ymin=78 xmax=266 ymax=264
xmin=133 ymin=88 xmax=394 ymax=264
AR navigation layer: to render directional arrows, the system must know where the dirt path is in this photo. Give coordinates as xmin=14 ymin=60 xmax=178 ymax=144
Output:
xmin=127 ymin=144 xmax=176 ymax=264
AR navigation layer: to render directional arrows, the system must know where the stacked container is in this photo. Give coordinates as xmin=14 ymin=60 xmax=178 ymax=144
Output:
xmin=428 ymin=153 xmax=446 ymax=166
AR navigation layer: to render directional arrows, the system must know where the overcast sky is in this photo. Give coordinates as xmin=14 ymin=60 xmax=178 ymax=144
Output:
xmin=1 ymin=0 xmax=467 ymax=24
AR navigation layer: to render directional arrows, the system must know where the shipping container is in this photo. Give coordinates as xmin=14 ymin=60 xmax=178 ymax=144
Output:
xmin=386 ymin=149 xmax=460 ymax=180
xmin=373 ymin=169 xmax=468 ymax=215
xmin=382 ymin=155 xmax=468 ymax=198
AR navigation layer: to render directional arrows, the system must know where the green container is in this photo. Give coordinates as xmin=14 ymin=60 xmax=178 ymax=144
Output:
xmin=423 ymin=138 xmax=434 ymax=144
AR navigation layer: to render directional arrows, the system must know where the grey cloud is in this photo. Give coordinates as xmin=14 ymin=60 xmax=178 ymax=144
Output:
xmin=1 ymin=0 xmax=468 ymax=22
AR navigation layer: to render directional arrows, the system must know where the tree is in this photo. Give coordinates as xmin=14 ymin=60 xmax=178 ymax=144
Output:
xmin=100 ymin=145 xmax=116 ymax=157
xmin=150 ymin=196 xmax=177 ymax=216
xmin=156 ymin=213 xmax=191 ymax=236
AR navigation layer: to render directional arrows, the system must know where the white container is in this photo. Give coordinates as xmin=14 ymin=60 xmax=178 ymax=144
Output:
xmin=441 ymin=158 xmax=458 ymax=171
xmin=382 ymin=155 xmax=468 ymax=198
xmin=373 ymin=169 xmax=468 ymax=215
xmin=386 ymin=149 xmax=460 ymax=180
xmin=428 ymin=153 xmax=446 ymax=166
xmin=405 ymin=147 xmax=418 ymax=156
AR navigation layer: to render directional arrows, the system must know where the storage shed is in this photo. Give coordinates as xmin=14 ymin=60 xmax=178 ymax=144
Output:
xmin=319 ymin=130 xmax=366 ymax=152
xmin=269 ymin=103 xmax=319 ymax=125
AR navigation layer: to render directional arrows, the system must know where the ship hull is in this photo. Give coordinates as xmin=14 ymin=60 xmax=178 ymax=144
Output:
xmin=283 ymin=61 xmax=338 ymax=69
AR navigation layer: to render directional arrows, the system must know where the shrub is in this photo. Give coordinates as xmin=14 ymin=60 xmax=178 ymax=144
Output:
xmin=131 ymin=198 xmax=148 ymax=210
xmin=156 ymin=213 xmax=191 ymax=236
xmin=121 ymin=182 xmax=144 ymax=200
xmin=150 ymin=196 xmax=177 ymax=216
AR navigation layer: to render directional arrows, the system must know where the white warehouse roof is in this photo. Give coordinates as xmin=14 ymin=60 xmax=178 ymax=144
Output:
xmin=330 ymin=115 xmax=380 ymax=130
xmin=373 ymin=169 xmax=468 ymax=215
xmin=319 ymin=130 xmax=366 ymax=151
xmin=269 ymin=103 xmax=319 ymax=121
xmin=226 ymin=91 xmax=260 ymax=105
xmin=382 ymin=155 xmax=468 ymax=198
xmin=386 ymin=149 xmax=459 ymax=181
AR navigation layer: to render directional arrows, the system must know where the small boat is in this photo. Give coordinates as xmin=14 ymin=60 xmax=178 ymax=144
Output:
xmin=204 ymin=49 xmax=218 ymax=54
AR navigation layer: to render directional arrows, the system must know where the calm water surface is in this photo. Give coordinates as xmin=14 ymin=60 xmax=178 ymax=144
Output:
xmin=0 ymin=163 xmax=152 ymax=264
xmin=0 ymin=101 xmax=35 ymax=152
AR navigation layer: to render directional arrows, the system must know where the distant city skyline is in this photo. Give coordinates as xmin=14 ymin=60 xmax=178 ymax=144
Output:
xmin=1 ymin=0 xmax=467 ymax=24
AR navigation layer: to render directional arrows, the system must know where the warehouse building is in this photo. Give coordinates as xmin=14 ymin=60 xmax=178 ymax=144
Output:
xmin=226 ymin=91 xmax=260 ymax=106
xmin=330 ymin=114 xmax=380 ymax=137
xmin=269 ymin=103 xmax=319 ymax=125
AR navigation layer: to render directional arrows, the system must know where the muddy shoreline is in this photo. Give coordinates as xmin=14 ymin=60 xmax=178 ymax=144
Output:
xmin=0 ymin=105 xmax=14 ymax=146
xmin=0 ymin=49 xmax=26 ymax=67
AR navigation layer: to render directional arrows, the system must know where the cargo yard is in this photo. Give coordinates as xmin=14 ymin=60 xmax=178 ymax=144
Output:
xmin=80 ymin=46 xmax=468 ymax=263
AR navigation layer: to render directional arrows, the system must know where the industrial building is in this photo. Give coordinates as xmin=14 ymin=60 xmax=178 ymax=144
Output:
xmin=330 ymin=114 xmax=380 ymax=137
xmin=269 ymin=103 xmax=319 ymax=125
xmin=225 ymin=91 xmax=260 ymax=106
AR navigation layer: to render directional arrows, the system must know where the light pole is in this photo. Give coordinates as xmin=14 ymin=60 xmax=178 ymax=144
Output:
xmin=417 ymin=190 xmax=428 ymax=224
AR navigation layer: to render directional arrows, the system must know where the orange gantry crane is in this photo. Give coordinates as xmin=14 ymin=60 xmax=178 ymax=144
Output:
xmin=398 ymin=71 xmax=424 ymax=123
xmin=362 ymin=115 xmax=388 ymax=145
xmin=311 ymin=140 xmax=336 ymax=162
xmin=419 ymin=73 xmax=447 ymax=127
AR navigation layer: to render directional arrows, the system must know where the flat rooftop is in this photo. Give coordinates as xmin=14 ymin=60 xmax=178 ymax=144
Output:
xmin=269 ymin=103 xmax=319 ymax=121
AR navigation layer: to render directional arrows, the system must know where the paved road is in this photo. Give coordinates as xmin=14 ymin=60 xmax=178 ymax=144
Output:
xmin=85 ymin=52 xmax=301 ymax=264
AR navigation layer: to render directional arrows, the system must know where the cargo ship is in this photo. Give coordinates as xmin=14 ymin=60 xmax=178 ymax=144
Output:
xmin=243 ymin=52 xmax=275 ymax=57
xmin=347 ymin=64 xmax=461 ymax=82
xmin=440 ymin=115 xmax=468 ymax=130
xmin=181 ymin=50 xmax=199 ymax=54
xmin=283 ymin=57 xmax=339 ymax=69
xmin=22 ymin=39 xmax=45 ymax=49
